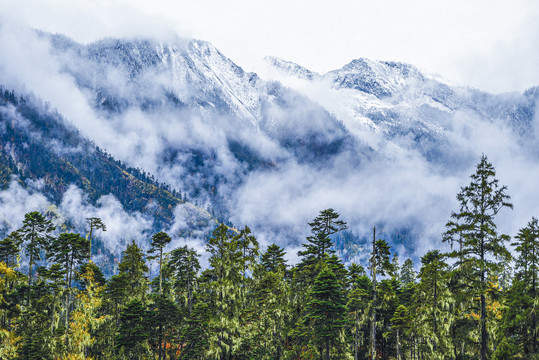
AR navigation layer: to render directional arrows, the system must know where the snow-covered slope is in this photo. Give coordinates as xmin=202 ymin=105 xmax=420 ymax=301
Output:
xmin=265 ymin=55 xmax=538 ymax=162
xmin=2 ymin=30 xmax=538 ymax=259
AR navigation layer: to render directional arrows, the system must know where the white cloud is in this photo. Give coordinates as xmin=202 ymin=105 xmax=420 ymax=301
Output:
xmin=1 ymin=0 xmax=538 ymax=93
xmin=0 ymin=2 xmax=538 ymax=269
xmin=0 ymin=180 xmax=50 ymax=236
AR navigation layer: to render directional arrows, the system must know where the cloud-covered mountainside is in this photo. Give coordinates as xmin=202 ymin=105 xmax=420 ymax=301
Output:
xmin=0 ymin=27 xmax=538 ymax=265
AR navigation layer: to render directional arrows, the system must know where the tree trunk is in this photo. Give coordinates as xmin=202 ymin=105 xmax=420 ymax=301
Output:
xmin=396 ymin=328 xmax=401 ymax=360
xmin=371 ymin=226 xmax=377 ymax=360
xmin=158 ymin=324 xmax=163 ymax=360
xmin=434 ymin=268 xmax=438 ymax=352
xmin=159 ymin=248 xmax=163 ymax=295
xmin=326 ymin=340 xmax=330 ymax=360
xmin=355 ymin=314 xmax=359 ymax=360
xmin=480 ymin=201 xmax=487 ymax=360
xmin=88 ymin=227 xmax=93 ymax=262
xmin=533 ymin=243 xmax=537 ymax=353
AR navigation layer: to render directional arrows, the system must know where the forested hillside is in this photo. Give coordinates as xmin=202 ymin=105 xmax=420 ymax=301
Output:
xmin=0 ymin=156 xmax=536 ymax=359
xmin=0 ymin=87 xmax=214 ymax=229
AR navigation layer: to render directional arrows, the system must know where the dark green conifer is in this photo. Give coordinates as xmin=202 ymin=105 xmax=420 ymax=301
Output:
xmin=306 ymin=266 xmax=347 ymax=360
xmin=443 ymin=155 xmax=513 ymax=360
xmin=148 ymin=231 xmax=172 ymax=295
xmin=261 ymin=243 xmax=287 ymax=273
xmin=18 ymin=211 xmax=55 ymax=286
xmin=0 ymin=231 xmax=22 ymax=267
xmin=85 ymin=217 xmax=106 ymax=262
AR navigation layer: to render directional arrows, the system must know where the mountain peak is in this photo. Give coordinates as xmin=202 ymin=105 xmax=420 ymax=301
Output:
xmin=264 ymin=56 xmax=319 ymax=80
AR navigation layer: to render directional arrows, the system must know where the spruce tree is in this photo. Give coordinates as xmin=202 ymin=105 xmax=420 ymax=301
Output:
xmin=347 ymin=273 xmax=371 ymax=360
xmin=168 ymin=245 xmax=200 ymax=313
xmin=48 ymin=232 xmax=89 ymax=335
xmin=370 ymin=230 xmax=392 ymax=360
xmin=501 ymin=217 xmax=539 ymax=355
xmin=416 ymin=250 xmax=451 ymax=357
xmin=148 ymin=231 xmax=172 ymax=295
xmin=261 ymin=243 xmax=287 ymax=273
xmin=205 ymin=224 xmax=243 ymax=359
xmin=85 ymin=217 xmax=106 ymax=262
xmin=116 ymin=299 xmax=151 ymax=359
xmin=18 ymin=211 xmax=55 ymax=286
xmin=117 ymin=240 xmax=149 ymax=300
xmin=443 ymin=155 xmax=513 ymax=360
xmin=391 ymin=305 xmax=411 ymax=360
xmin=306 ymin=265 xmax=347 ymax=360
xmin=400 ymin=258 xmax=416 ymax=285
xmin=0 ymin=231 xmax=22 ymax=267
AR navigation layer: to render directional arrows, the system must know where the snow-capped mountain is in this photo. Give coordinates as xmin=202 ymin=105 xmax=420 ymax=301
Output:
xmin=264 ymin=55 xmax=539 ymax=179
xmin=1 ymin=30 xmax=538 ymax=259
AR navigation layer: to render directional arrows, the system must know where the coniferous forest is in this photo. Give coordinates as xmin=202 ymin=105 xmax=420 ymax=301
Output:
xmin=0 ymin=155 xmax=537 ymax=360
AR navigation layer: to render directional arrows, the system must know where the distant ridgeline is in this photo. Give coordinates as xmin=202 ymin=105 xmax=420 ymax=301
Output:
xmin=0 ymin=87 xmax=213 ymax=230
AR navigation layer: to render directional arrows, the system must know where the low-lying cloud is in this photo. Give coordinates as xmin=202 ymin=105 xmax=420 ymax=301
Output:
xmin=0 ymin=17 xmax=538 ymax=270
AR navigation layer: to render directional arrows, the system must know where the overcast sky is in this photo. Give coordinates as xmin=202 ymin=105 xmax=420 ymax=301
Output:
xmin=2 ymin=0 xmax=539 ymax=93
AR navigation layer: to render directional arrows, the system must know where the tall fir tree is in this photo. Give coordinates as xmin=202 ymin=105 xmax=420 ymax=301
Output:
xmin=85 ymin=217 xmax=106 ymax=262
xmin=261 ymin=243 xmax=287 ymax=273
xmin=205 ymin=224 xmax=244 ymax=359
xmin=0 ymin=231 xmax=22 ymax=268
xmin=18 ymin=211 xmax=55 ymax=286
xmin=168 ymin=245 xmax=200 ymax=314
xmin=48 ymin=232 xmax=89 ymax=335
xmin=443 ymin=155 xmax=513 ymax=360
xmin=305 ymin=265 xmax=347 ymax=360
xmin=148 ymin=231 xmax=172 ymax=296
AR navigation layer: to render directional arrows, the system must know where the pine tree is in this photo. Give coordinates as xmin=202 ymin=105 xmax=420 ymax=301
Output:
xmin=148 ymin=231 xmax=172 ymax=295
xmin=400 ymin=258 xmax=416 ymax=285
xmin=443 ymin=155 xmax=513 ymax=360
xmin=261 ymin=243 xmax=287 ymax=273
xmin=168 ymin=246 xmax=200 ymax=314
xmin=0 ymin=231 xmax=22 ymax=268
xmin=48 ymin=232 xmax=89 ymax=335
xmin=299 ymin=209 xmax=348 ymax=268
xmin=117 ymin=240 xmax=149 ymax=300
xmin=391 ymin=305 xmax=411 ymax=360
xmin=18 ymin=211 xmax=55 ymax=286
xmin=85 ymin=217 xmax=106 ymax=262
xmin=305 ymin=265 xmax=347 ymax=360
xmin=205 ymin=224 xmax=243 ymax=359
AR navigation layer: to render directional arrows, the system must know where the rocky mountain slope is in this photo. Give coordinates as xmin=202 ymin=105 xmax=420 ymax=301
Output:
xmin=1 ymin=30 xmax=538 ymax=261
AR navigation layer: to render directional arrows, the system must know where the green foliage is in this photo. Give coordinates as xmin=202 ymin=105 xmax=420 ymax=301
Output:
xmin=86 ymin=217 xmax=106 ymax=262
xmin=443 ymin=154 xmax=513 ymax=360
xmin=261 ymin=243 xmax=287 ymax=273
xmin=0 ymin=231 xmax=22 ymax=268
xmin=117 ymin=240 xmax=149 ymax=301
xmin=148 ymin=231 xmax=172 ymax=295
xmin=18 ymin=211 xmax=55 ymax=285
xmin=1 ymin=169 xmax=538 ymax=360
xmin=116 ymin=299 xmax=151 ymax=359
xmin=400 ymin=258 xmax=416 ymax=285
xmin=306 ymin=265 xmax=348 ymax=359
xmin=168 ymin=245 xmax=200 ymax=312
